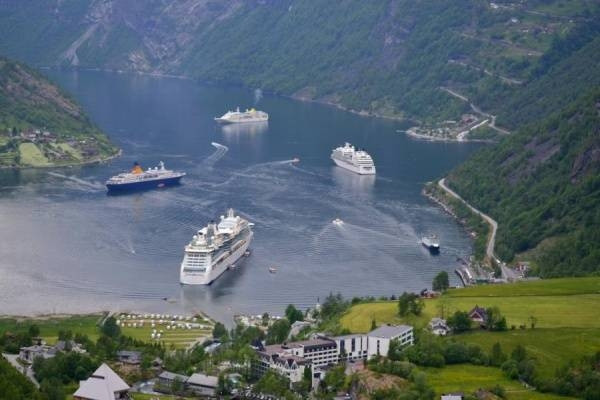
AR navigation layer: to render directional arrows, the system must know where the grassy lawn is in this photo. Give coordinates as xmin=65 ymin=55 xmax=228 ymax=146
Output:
xmin=459 ymin=328 xmax=600 ymax=379
xmin=0 ymin=314 xmax=103 ymax=343
xmin=340 ymin=278 xmax=600 ymax=381
xmin=424 ymin=364 xmax=574 ymax=400
xmin=56 ymin=142 xmax=82 ymax=161
xmin=18 ymin=142 xmax=50 ymax=166
xmin=445 ymin=277 xmax=600 ymax=297
xmin=341 ymin=277 xmax=600 ymax=332
xmin=117 ymin=313 xmax=213 ymax=349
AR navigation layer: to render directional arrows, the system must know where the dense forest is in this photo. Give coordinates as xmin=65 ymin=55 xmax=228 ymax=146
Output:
xmin=448 ymin=89 xmax=600 ymax=277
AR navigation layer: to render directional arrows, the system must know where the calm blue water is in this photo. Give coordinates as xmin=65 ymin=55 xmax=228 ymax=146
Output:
xmin=0 ymin=70 xmax=481 ymax=322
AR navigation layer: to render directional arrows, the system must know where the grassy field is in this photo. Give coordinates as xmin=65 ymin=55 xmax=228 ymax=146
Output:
xmin=341 ymin=277 xmax=600 ymax=331
xmin=445 ymin=277 xmax=600 ymax=297
xmin=117 ymin=313 xmax=213 ymax=349
xmin=461 ymin=327 xmax=600 ymax=379
xmin=424 ymin=365 xmax=574 ymax=400
xmin=18 ymin=142 xmax=50 ymax=166
xmin=340 ymin=277 xmax=600 ymax=381
xmin=56 ymin=142 xmax=82 ymax=161
xmin=0 ymin=314 xmax=103 ymax=343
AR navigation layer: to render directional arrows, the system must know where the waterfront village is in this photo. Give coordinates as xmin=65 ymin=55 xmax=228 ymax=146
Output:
xmin=0 ymin=127 xmax=106 ymax=167
xmin=3 ymin=271 xmax=576 ymax=400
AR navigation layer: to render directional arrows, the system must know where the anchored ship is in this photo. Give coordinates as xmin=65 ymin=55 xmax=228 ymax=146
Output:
xmin=180 ymin=209 xmax=254 ymax=285
xmin=214 ymin=107 xmax=269 ymax=124
xmin=106 ymin=161 xmax=185 ymax=192
xmin=331 ymin=142 xmax=376 ymax=175
xmin=421 ymin=234 xmax=440 ymax=253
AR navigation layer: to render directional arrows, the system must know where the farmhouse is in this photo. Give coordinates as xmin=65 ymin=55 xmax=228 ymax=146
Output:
xmin=468 ymin=306 xmax=488 ymax=327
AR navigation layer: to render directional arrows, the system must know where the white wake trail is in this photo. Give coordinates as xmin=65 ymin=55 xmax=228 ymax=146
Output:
xmin=203 ymin=142 xmax=229 ymax=167
xmin=47 ymin=172 xmax=104 ymax=190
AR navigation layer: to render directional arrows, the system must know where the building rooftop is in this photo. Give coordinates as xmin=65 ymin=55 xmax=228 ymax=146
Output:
xmin=158 ymin=371 xmax=189 ymax=382
xmin=187 ymin=373 xmax=218 ymax=388
xmin=368 ymin=325 xmax=412 ymax=339
xmin=73 ymin=363 xmax=129 ymax=400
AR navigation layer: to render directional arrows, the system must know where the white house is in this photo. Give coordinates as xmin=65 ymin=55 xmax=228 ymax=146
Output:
xmin=333 ymin=333 xmax=368 ymax=361
xmin=73 ymin=363 xmax=130 ymax=400
xmin=429 ymin=318 xmax=450 ymax=336
xmin=367 ymin=325 xmax=414 ymax=359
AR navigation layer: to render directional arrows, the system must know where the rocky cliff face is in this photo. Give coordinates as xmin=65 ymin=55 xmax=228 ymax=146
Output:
xmin=52 ymin=0 xmax=243 ymax=72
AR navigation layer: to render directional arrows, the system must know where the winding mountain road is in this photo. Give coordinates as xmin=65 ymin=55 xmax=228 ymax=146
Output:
xmin=438 ymin=178 xmax=499 ymax=263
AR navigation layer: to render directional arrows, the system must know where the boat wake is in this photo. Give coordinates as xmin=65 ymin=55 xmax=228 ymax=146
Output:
xmin=47 ymin=172 xmax=104 ymax=190
xmin=203 ymin=142 xmax=228 ymax=167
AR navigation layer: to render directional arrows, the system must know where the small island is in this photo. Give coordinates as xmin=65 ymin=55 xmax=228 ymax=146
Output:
xmin=0 ymin=57 xmax=118 ymax=168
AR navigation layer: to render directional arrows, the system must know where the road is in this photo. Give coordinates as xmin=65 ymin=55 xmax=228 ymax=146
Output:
xmin=440 ymin=87 xmax=511 ymax=135
xmin=438 ymin=178 xmax=499 ymax=263
xmin=2 ymin=353 xmax=39 ymax=388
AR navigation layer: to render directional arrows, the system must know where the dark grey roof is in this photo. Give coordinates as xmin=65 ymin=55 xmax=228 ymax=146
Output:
xmin=158 ymin=371 xmax=189 ymax=381
xmin=368 ymin=325 xmax=412 ymax=339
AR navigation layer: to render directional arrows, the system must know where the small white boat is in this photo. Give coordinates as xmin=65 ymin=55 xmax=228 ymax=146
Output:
xmin=332 ymin=218 xmax=344 ymax=225
xmin=268 ymin=266 xmax=277 ymax=274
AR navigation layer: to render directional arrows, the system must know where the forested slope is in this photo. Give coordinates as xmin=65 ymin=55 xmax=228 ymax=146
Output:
xmin=0 ymin=56 xmax=117 ymax=167
xmin=0 ymin=0 xmax=597 ymax=125
xmin=448 ymin=89 xmax=600 ymax=277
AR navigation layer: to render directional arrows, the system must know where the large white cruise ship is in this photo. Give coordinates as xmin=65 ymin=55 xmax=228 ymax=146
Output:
xmin=214 ymin=107 xmax=269 ymax=124
xmin=331 ymin=142 xmax=376 ymax=175
xmin=180 ymin=209 xmax=254 ymax=285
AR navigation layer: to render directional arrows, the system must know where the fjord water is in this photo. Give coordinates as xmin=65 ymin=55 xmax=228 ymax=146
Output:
xmin=0 ymin=70 xmax=480 ymax=321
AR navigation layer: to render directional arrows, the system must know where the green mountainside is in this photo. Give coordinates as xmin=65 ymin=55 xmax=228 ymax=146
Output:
xmin=448 ymin=89 xmax=600 ymax=277
xmin=0 ymin=0 xmax=597 ymax=126
xmin=0 ymin=57 xmax=117 ymax=167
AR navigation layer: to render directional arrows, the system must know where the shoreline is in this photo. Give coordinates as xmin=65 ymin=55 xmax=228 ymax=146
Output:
xmin=0 ymin=148 xmax=122 ymax=170
xmin=0 ymin=308 xmax=218 ymax=324
xmin=403 ymin=129 xmax=495 ymax=143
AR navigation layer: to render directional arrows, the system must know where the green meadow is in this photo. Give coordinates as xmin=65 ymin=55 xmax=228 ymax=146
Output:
xmin=340 ymin=277 xmax=600 ymax=381
xmin=424 ymin=365 xmax=574 ymax=400
xmin=0 ymin=314 xmax=103 ymax=343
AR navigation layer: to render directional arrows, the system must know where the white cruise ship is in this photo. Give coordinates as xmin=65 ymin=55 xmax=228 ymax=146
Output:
xmin=180 ymin=209 xmax=254 ymax=285
xmin=331 ymin=142 xmax=376 ymax=175
xmin=214 ymin=107 xmax=269 ymax=124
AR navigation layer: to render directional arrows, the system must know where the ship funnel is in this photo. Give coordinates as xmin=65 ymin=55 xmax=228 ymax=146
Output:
xmin=227 ymin=208 xmax=235 ymax=218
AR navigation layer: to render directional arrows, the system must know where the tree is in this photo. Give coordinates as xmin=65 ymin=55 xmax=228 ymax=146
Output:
xmin=398 ymin=292 xmax=424 ymax=317
xmin=27 ymin=325 xmax=40 ymax=338
xmin=432 ymin=271 xmax=450 ymax=291
xmin=171 ymin=376 xmax=184 ymax=394
xmin=266 ymin=319 xmax=291 ymax=345
xmin=40 ymin=378 xmax=65 ymax=400
xmin=285 ymin=305 xmax=304 ymax=325
xmin=261 ymin=312 xmax=270 ymax=326
xmin=529 ymin=315 xmax=537 ymax=329
xmin=490 ymin=342 xmax=506 ymax=366
xmin=486 ymin=307 xmax=508 ymax=331
xmin=447 ymin=310 xmax=471 ymax=333
xmin=511 ymin=344 xmax=527 ymax=363
xmin=212 ymin=322 xmax=228 ymax=340
xmin=101 ymin=317 xmax=120 ymax=338
xmin=323 ymin=365 xmax=346 ymax=393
